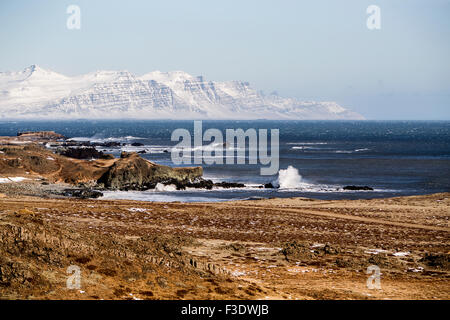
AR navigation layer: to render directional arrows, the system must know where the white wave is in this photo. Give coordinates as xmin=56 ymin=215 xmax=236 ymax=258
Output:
xmin=273 ymin=166 xmax=347 ymax=192
xmin=276 ymin=166 xmax=303 ymax=189
xmin=171 ymin=142 xmax=256 ymax=153
xmin=155 ymin=183 xmax=177 ymax=191
xmin=291 ymin=146 xmax=324 ymax=150
xmin=119 ymin=145 xmax=169 ymax=154
xmin=68 ymin=135 xmax=145 ymax=143
xmin=100 ymin=190 xmax=229 ymax=203
xmin=193 ymin=142 xmax=228 ymax=152
xmin=286 ymin=142 xmax=329 ymax=145
xmin=292 ymin=146 xmax=370 ymax=153
xmin=334 ymin=148 xmax=370 ymax=154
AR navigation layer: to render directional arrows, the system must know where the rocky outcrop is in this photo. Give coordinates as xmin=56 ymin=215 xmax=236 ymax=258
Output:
xmin=343 ymin=186 xmax=374 ymax=191
xmin=214 ymin=182 xmax=245 ymax=189
xmin=58 ymin=147 xmax=114 ymax=160
xmin=97 ymin=152 xmax=203 ymax=190
xmin=419 ymin=253 xmax=450 ymax=270
xmin=0 ymin=144 xmax=203 ymax=190
xmin=17 ymin=131 xmax=65 ymax=140
xmin=63 ymin=188 xmax=104 ymax=199
xmin=1 ymin=139 xmax=243 ymax=192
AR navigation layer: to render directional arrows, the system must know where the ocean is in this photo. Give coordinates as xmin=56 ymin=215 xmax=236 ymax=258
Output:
xmin=1 ymin=120 xmax=449 ymax=202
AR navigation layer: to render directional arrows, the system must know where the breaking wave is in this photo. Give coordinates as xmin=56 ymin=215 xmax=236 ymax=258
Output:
xmin=68 ymin=135 xmax=145 ymax=143
xmin=286 ymin=142 xmax=329 ymax=145
xmin=276 ymin=166 xmax=303 ymax=189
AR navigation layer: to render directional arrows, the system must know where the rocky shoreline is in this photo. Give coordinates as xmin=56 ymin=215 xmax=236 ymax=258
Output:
xmin=1 ymin=131 xmax=375 ymax=200
xmin=0 ymin=131 xmax=256 ymax=199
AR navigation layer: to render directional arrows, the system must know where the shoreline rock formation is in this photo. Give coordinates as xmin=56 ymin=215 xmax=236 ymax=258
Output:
xmin=0 ymin=133 xmax=204 ymax=194
xmin=97 ymin=151 xmax=204 ymax=190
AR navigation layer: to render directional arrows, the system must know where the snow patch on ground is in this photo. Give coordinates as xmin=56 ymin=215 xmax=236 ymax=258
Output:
xmin=0 ymin=177 xmax=28 ymax=183
xmin=393 ymin=251 xmax=410 ymax=257
xmin=127 ymin=208 xmax=150 ymax=213
xmin=365 ymin=249 xmax=389 ymax=255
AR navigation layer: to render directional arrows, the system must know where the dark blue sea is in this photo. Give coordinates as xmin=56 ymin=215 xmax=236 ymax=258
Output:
xmin=1 ymin=120 xmax=449 ymax=202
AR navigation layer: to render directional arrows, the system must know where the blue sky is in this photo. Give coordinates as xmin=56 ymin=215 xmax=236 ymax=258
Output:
xmin=0 ymin=0 xmax=449 ymax=119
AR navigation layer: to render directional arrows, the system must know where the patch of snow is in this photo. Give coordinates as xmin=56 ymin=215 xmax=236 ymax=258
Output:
xmin=393 ymin=251 xmax=410 ymax=257
xmin=365 ymin=249 xmax=389 ymax=255
xmin=230 ymin=270 xmax=246 ymax=277
xmin=127 ymin=208 xmax=149 ymax=213
xmin=407 ymin=267 xmax=424 ymax=273
xmin=0 ymin=177 xmax=28 ymax=183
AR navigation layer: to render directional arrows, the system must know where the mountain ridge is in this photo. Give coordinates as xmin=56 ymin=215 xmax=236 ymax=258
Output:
xmin=0 ymin=65 xmax=364 ymax=120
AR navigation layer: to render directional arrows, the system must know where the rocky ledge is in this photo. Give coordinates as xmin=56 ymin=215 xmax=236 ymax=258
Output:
xmin=97 ymin=151 xmax=204 ymax=190
xmin=0 ymin=139 xmax=205 ymax=196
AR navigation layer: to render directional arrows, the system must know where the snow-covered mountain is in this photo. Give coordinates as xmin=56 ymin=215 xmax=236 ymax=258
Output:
xmin=0 ymin=65 xmax=364 ymax=120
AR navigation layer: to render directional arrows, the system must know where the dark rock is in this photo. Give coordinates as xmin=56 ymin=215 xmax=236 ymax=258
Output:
xmin=137 ymin=150 xmax=147 ymax=154
xmin=62 ymin=141 xmax=91 ymax=147
xmin=264 ymin=182 xmax=276 ymax=189
xmin=343 ymin=185 xmax=374 ymax=191
xmin=63 ymin=189 xmax=103 ymax=199
xmin=368 ymin=253 xmax=388 ymax=266
xmin=153 ymin=178 xmax=215 ymax=191
xmin=420 ymin=253 xmax=450 ymax=270
xmin=131 ymin=142 xmax=144 ymax=147
xmin=100 ymin=154 xmax=115 ymax=160
xmin=97 ymin=152 xmax=203 ymax=190
xmin=91 ymin=141 xmax=121 ymax=148
xmin=335 ymin=258 xmax=355 ymax=268
xmin=281 ymin=241 xmax=316 ymax=263
xmin=17 ymin=131 xmax=66 ymax=140
xmin=213 ymin=182 xmax=245 ymax=188
xmin=59 ymin=147 xmax=104 ymax=160
xmin=323 ymin=243 xmax=340 ymax=255
xmin=120 ymin=151 xmax=132 ymax=158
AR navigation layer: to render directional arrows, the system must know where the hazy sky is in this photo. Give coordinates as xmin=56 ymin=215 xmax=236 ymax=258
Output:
xmin=1 ymin=0 xmax=449 ymax=120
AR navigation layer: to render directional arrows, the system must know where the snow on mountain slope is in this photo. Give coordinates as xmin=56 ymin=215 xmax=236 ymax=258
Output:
xmin=0 ymin=65 xmax=364 ymax=120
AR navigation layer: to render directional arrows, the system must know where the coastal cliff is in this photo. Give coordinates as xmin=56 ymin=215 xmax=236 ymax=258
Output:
xmin=0 ymin=136 xmax=203 ymax=190
xmin=98 ymin=151 xmax=203 ymax=190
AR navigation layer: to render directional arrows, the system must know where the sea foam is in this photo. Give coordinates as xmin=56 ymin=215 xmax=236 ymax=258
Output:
xmin=276 ymin=166 xmax=302 ymax=189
